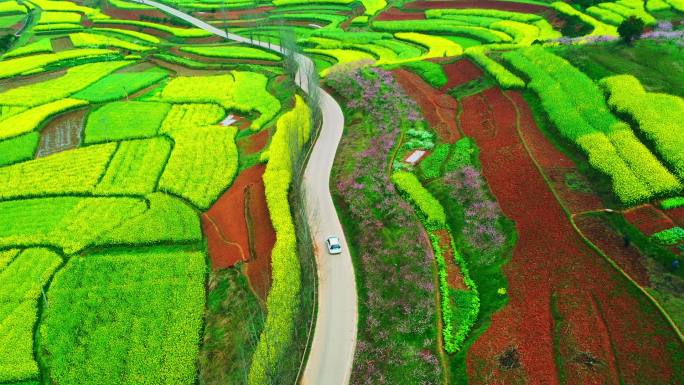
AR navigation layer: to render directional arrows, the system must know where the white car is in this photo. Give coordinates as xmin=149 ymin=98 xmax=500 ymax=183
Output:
xmin=326 ymin=236 xmax=342 ymax=255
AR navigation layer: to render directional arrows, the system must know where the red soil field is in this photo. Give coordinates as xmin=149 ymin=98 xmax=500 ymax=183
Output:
xmin=195 ymin=6 xmax=275 ymax=20
xmin=436 ymin=229 xmax=467 ymax=290
xmin=374 ymin=7 xmax=426 ymax=21
xmin=441 ymin=59 xmax=482 ymax=91
xmin=624 ymin=204 xmax=677 ymax=236
xmin=394 ymin=68 xmax=460 ymax=143
xmin=462 ymin=87 xmax=682 ymax=384
xmin=508 ymin=92 xmax=604 ymax=214
xmin=202 ymin=165 xmax=275 ymax=300
xmin=237 ymin=128 xmax=270 ymax=154
xmin=663 ymin=206 xmax=684 ymax=228
xmin=575 ymin=214 xmax=650 ymax=286
xmin=404 ymin=0 xmax=548 ymax=13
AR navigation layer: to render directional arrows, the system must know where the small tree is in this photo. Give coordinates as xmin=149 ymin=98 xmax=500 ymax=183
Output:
xmin=618 ymin=16 xmax=645 ymax=45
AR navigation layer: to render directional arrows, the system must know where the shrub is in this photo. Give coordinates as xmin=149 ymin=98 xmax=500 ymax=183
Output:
xmin=392 ymin=171 xmax=446 ymax=229
xmin=161 ymin=72 xmax=280 ymax=130
xmin=159 ymin=126 xmax=238 ymax=210
xmin=73 ymin=70 xmax=168 ymax=103
xmin=0 ymin=248 xmax=62 ymax=383
xmin=179 ymin=45 xmax=281 ymax=61
xmin=0 ymin=98 xmax=87 ymax=140
xmin=0 ymin=132 xmax=39 ymax=166
xmin=84 ymin=101 xmax=171 ymax=143
xmin=39 ymin=247 xmax=205 ymax=385
xmin=0 ymin=48 xmax=119 ymax=79
xmin=599 ymin=75 xmax=684 ymax=180
xmin=0 ymin=142 xmax=116 ymax=200
xmin=550 ymin=2 xmax=618 ymax=36
xmin=420 ymin=143 xmax=450 ymax=179
xmin=651 ymin=227 xmax=684 ymax=245
xmin=660 ymin=197 xmax=684 ymax=210
xmin=249 ymin=96 xmax=311 ymax=385
xmin=0 ymin=60 xmax=130 ymax=107
xmin=618 ymin=15 xmax=645 ymax=44
xmin=445 ymin=136 xmax=477 ymax=171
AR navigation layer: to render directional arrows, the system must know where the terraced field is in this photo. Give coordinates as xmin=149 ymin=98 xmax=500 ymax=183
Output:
xmin=0 ymin=0 xmax=683 ymax=384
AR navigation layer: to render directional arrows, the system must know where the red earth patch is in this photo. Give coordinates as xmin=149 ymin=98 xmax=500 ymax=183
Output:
xmin=623 ymin=204 xmax=677 ymax=236
xmin=202 ymin=164 xmax=275 ymax=300
xmin=461 ymin=87 xmax=681 ymax=384
xmin=374 ymin=7 xmax=426 ymax=20
xmin=394 ymin=68 xmax=460 ymax=143
xmin=237 ymin=128 xmax=270 ymax=155
xmin=441 ymin=59 xmax=483 ymax=91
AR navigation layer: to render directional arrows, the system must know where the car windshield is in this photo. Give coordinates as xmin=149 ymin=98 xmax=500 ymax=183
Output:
xmin=331 ymin=244 xmax=340 ymax=249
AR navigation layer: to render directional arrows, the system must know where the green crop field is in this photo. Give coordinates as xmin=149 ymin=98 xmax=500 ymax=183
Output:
xmin=0 ymin=0 xmax=683 ymax=383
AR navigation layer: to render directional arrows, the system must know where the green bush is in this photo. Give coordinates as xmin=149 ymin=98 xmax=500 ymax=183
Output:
xmin=159 ymin=125 xmax=238 ymax=210
xmin=0 ymin=132 xmax=39 ymax=166
xmin=650 ymin=227 xmax=684 ymax=245
xmin=600 ymin=74 xmax=684 ymax=180
xmin=73 ymin=70 xmax=168 ymax=103
xmin=249 ymin=96 xmax=311 ymax=385
xmin=660 ymin=197 xmax=684 ymax=210
xmin=419 ymin=143 xmax=450 ymax=179
xmin=84 ymin=101 xmax=171 ymax=144
xmin=445 ymin=136 xmax=478 ymax=171
xmin=392 ymin=171 xmax=446 ymax=229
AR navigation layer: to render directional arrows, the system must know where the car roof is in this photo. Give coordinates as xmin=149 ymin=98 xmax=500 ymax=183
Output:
xmin=327 ymin=236 xmax=340 ymax=245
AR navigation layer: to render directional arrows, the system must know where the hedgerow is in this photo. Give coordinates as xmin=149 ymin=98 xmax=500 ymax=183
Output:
xmin=273 ymin=0 xmax=354 ymax=4
xmin=96 ymin=138 xmax=172 ymax=195
xmin=503 ymin=47 xmax=681 ymax=204
xmin=0 ymin=132 xmax=39 ymax=166
xmin=161 ymin=72 xmax=280 ymax=130
xmin=660 ymin=197 xmax=684 ymax=210
xmin=73 ymin=70 xmax=168 ymax=103
xmin=394 ymin=32 xmax=463 ymax=58
xmin=69 ymin=32 xmax=152 ymax=51
xmin=599 ymin=74 xmax=684 ymax=180
xmin=93 ymin=19 xmax=212 ymax=38
xmin=465 ymin=46 xmax=525 ymax=89
xmin=0 ymin=248 xmax=62 ymax=383
xmin=33 ymin=22 xmax=83 ymax=32
xmin=0 ymin=61 xmax=130 ymax=107
xmin=304 ymin=48 xmax=376 ymax=74
xmin=0 ymin=48 xmax=119 ymax=79
xmin=0 ymin=98 xmax=87 ymax=140
xmin=392 ymin=171 xmax=446 ymax=229
xmin=2 ymin=39 xmax=53 ymax=59
xmin=39 ymin=247 xmax=205 ymax=385
xmin=179 ymin=45 xmax=281 ymax=61
xmin=372 ymin=20 xmax=513 ymax=43
xmin=159 ymin=125 xmax=238 ymax=210
xmin=650 ymin=227 xmax=684 ymax=245
xmin=0 ymin=143 xmax=116 ymax=200
xmin=84 ymin=101 xmax=171 ymax=143
xmin=249 ymin=95 xmax=311 ymax=385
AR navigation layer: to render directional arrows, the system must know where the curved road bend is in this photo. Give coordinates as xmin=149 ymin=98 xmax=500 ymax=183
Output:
xmin=131 ymin=1 xmax=358 ymax=384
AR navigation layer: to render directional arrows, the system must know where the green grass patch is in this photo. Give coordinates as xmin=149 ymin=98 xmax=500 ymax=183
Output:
xmin=73 ymin=70 xmax=168 ymax=103
xmin=0 ymin=132 xmax=39 ymax=166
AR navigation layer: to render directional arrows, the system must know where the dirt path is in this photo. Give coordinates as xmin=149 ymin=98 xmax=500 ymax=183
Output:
xmin=462 ymin=87 xmax=683 ymax=385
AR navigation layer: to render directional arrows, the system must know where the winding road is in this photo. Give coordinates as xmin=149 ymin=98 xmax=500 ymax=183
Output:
xmin=130 ymin=1 xmax=358 ymax=383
